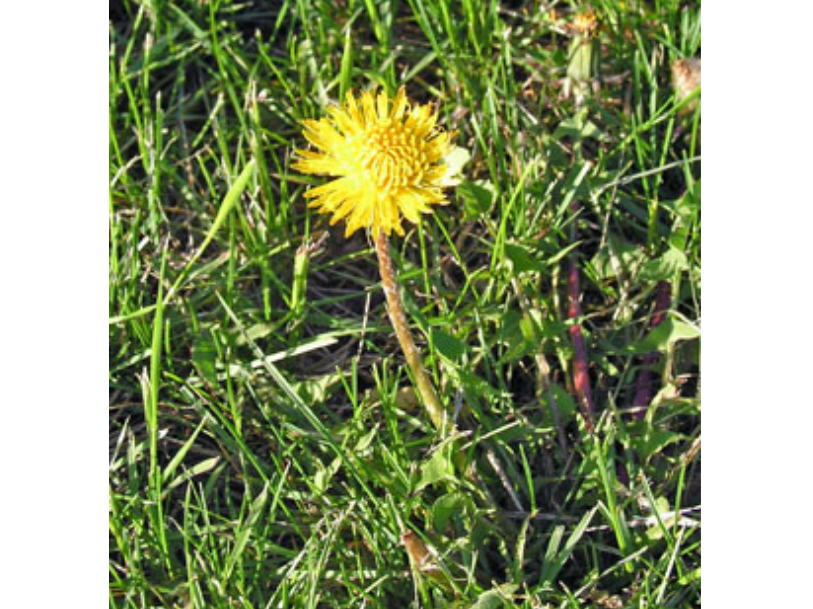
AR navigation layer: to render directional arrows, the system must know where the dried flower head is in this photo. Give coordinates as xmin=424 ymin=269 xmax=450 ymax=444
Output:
xmin=401 ymin=530 xmax=452 ymax=590
xmin=571 ymin=9 xmax=600 ymax=38
xmin=293 ymin=87 xmax=457 ymax=238
xmin=671 ymin=57 xmax=701 ymax=112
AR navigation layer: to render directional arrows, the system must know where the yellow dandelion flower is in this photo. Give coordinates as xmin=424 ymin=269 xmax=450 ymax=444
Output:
xmin=292 ymin=87 xmax=456 ymax=238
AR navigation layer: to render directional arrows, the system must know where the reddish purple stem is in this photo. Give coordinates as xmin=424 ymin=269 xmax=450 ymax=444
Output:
xmin=632 ymin=281 xmax=672 ymax=419
xmin=566 ymin=256 xmax=595 ymax=434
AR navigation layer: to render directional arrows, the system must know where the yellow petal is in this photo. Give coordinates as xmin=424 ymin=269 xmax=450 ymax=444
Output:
xmin=391 ymin=86 xmax=409 ymax=121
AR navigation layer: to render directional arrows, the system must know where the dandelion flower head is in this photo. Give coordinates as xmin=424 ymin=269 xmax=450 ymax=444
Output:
xmin=293 ymin=87 xmax=456 ymax=238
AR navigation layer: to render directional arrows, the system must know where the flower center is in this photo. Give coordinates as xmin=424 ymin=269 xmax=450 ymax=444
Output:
xmin=357 ymin=121 xmax=427 ymax=192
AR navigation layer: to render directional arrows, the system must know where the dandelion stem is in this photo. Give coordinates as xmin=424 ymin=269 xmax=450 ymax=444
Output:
xmin=565 ymin=245 xmax=596 ymax=434
xmin=375 ymin=229 xmax=447 ymax=432
xmin=631 ymin=280 xmax=672 ymax=420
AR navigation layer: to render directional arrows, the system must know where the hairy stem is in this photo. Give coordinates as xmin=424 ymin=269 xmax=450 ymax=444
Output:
xmin=375 ymin=230 xmax=447 ymax=432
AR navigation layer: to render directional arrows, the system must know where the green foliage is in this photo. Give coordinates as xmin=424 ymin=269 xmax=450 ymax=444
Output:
xmin=110 ymin=0 xmax=701 ymax=607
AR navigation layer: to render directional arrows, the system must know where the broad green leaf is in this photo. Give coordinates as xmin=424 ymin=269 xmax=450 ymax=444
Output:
xmin=622 ymin=316 xmax=701 ymax=355
xmin=431 ymin=328 xmax=467 ymax=361
xmin=554 ymin=108 xmax=601 ymax=142
xmin=192 ymin=332 xmax=219 ymax=385
xmin=639 ymin=247 xmax=688 ymax=282
xmin=504 ymin=242 xmax=546 ymax=274
xmin=458 ymin=179 xmax=494 ymax=219
xmin=419 ymin=445 xmax=455 ymax=489
xmin=550 ymin=383 xmax=577 ymax=420
xmin=469 ymin=584 xmax=519 ymax=609
xmin=590 ymin=236 xmax=646 ymax=281
xmin=314 ymin=457 xmax=342 ymax=494
xmin=679 ymin=567 xmax=701 ymax=585
xmin=628 ymin=423 xmax=685 ymax=463
xmin=432 ymin=492 xmax=472 ymax=532
xmin=292 ymin=372 xmax=341 ymax=404
xmin=447 ymin=367 xmax=502 ymax=405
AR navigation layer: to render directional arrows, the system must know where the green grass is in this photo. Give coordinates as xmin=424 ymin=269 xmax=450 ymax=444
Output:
xmin=109 ymin=0 xmax=701 ymax=606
